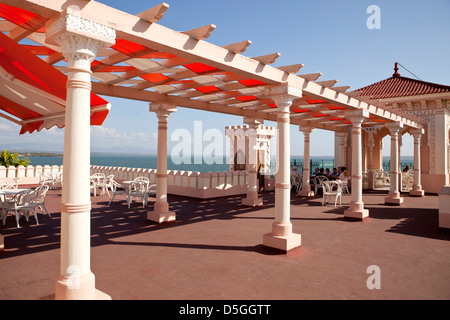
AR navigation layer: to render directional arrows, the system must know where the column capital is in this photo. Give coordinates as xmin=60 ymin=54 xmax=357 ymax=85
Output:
xmin=411 ymin=128 xmax=424 ymax=139
xmin=243 ymin=117 xmax=264 ymax=130
xmin=150 ymin=102 xmax=177 ymax=120
xmin=46 ymin=9 xmax=115 ymax=70
xmin=344 ymin=109 xmax=369 ymax=126
xmin=265 ymin=84 xmax=302 ymax=112
xmin=385 ymin=121 xmax=404 ymax=134
xmin=299 ymin=126 xmax=315 ymax=135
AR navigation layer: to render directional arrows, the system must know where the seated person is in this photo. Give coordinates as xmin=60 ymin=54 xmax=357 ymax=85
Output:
xmin=337 ymin=167 xmax=347 ymax=180
xmin=312 ymin=168 xmax=320 ymax=176
xmin=330 ymin=167 xmax=339 ymax=178
xmin=316 ymin=168 xmax=328 ymax=177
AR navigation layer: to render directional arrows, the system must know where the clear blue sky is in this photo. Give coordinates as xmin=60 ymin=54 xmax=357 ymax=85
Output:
xmin=1 ymin=0 xmax=449 ymax=157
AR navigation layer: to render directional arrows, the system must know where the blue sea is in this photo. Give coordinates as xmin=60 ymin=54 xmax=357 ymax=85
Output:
xmin=25 ymin=154 xmax=414 ymax=173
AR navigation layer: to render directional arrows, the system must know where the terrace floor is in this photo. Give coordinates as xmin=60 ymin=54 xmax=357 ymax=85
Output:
xmin=1 ymin=186 xmax=449 ymax=300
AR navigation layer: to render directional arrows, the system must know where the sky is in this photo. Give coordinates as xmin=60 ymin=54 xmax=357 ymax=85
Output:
xmin=1 ymin=0 xmax=449 ymax=158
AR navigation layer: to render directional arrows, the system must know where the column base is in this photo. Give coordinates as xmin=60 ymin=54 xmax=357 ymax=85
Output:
xmin=262 ymin=232 xmax=301 ymax=252
xmin=147 ymin=201 xmax=176 ymax=223
xmin=241 ymin=197 xmax=263 ymax=207
xmin=147 ymin=211 xmax=176 ymax=223
xmin=297 ymin=187 xmax=314 ymax=197
xmin=344 ymin=201 xmax=369 ymax=220
xmin=385 ymin=193 xmax=404 ymax=205
xmin=55 ymin=272 xmax=111 ymax=300
xmin=262 ymin=222 xmax=301 ymax=252
xmin=409 ymin=185 xmax=424 ymax=197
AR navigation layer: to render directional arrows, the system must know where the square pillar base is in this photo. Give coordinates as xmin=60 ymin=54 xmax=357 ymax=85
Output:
xmin=297 ymin=190 xmax=314 ymax=197
xmin=262 ymin=232 xmax=301 ymax=252
xmin=409 ymin=186 xmax=424 ymax=197
xmin=55 ymin=272 xmax=111 ymax=300
xmin=241 ymin=197 xmax=263 ymax=207
xmin=344 ymin=208 xmax=369 ymax=221
xmin=385 ymin=196 xmax=404 ymax=205
xmin=147 ymin=211 xmax=176 ymax=223
xmin=344 ymin=201 xmax=369 ymax=220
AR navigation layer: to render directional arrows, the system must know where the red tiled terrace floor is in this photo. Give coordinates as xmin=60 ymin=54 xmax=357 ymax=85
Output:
xmin=1 ymin=187 xmax=449 ymax=300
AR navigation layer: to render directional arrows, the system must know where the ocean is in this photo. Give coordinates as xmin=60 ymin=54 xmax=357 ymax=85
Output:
xmin=25 ymin=154 xmax=415 ymax=174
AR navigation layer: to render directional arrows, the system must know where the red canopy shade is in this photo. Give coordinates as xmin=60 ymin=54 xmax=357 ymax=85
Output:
xmin=0 ymin=30 xmax=110 ymax=134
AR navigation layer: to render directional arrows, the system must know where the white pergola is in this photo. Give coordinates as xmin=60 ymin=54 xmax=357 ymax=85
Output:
xmin=0 ymin=0 xmax=424 ymax=300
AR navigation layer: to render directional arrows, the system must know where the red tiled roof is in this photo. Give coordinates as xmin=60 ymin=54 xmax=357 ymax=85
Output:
xmin=354 ymin=74 xmax=450 ymax=99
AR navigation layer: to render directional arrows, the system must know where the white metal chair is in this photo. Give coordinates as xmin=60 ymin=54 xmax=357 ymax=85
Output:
xmin=133 ymin=177 xmax=156 ymax=202
xmin=322 ymin=181 xmax=343 ymax=207
xmin=108 ymin=179 xmax=128 ymax=206
xmin=97 ymin=174 xmax=114 ymax=196
xmin=290 ymin=173 xmax=301 ymax=193
xmin=127 ymin=180 xmax=149 ymax=208
xmin=0 ymin=181 xmax=15 ymax=190
xmin=3 ymin=190 xmax=39 ymax=227
xmin=90 ymin=177 xmax=97 ymax=197
xmin=134 ymin=176 xmax=150 ymax=183
xmin=34 ymin=185 xmax=50 ymax=216
xmin=39 ymin=172 xmax=54 ymax=188
xmin=50 ymin=172 xmax=63 ymax=189
xmin=314 ymin=176 xmax=328 ymax=195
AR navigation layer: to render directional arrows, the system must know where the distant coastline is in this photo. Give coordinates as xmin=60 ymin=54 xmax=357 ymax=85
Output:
xmin=17 ymin=152 xmax=63 ymax=157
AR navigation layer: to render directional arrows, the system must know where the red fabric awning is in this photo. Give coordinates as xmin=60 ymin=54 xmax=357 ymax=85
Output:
xmin=0 ymin=5 xmax=110 ymax=134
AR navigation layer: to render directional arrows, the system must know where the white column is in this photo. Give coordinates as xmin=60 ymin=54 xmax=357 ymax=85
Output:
xmin=298 ymin=126 xmax=314 ymax=197
xmin=385 ymin=122 xmax=404 ymax=205
xmin=262 ymin=84 xmax=301 ymax=252
xmin=46 ymin=10 xmax=115 ymax=300
xmin=344 ymin=110 xmax=369 ymax=220
xmin=366 ymin=128 xmax=376 ymax=190
xmin=148 ymin=102 xmax=177 ymax=223
xmin=410 ymin=129 xmax=425 ymax=196
xmin=335 ymin=132 xmax=347 ymax=168
xmin=241 ymin=117 xmax=263 ymax=206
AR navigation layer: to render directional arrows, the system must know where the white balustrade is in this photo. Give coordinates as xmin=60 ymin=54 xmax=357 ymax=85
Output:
xmin=1 ymin=164 xmax=250 ymax=198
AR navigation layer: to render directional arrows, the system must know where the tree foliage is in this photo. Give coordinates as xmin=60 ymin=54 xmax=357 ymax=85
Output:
xmin=0 ymin=149 xmax=30 ymax=167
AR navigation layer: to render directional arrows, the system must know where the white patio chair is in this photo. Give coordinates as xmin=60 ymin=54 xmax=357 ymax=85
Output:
xmin=0 ymin=181 xmax=15 ymax=190
xmin=290 ymin=174 xmax=301 ymax=193
xmin=341 ymin=180 xmax=350 ymax=195
xmin=127 ymin=180 xmax=149 ymax=208
xmin=108 ymin=179 xmax=128 ymax=206
xmin=147 ymin=183 xmax=157 ymax=198
xmin=322 ymin=181 xmax=343 ymax=207
xmin=374 ymin=170 xmax=384 ymax=188
xmin=3 ymin=190 xmax=38 ymax=227
xmin=97 ymin=174 xmax=114 ymax=196
xmin=34 ymin=185 xmax=50 ymax=217
xmin=90 ymin=177 xmax=98 ymax=197
xmin=39 ymin=172 xmax=54 ymax=188
xmin=134 ymin=176 xmax=150 ymax=183
xmin=314 ymin=176 xmax=328 ymax=195
xmin=51 ymin=172 xmax=63 ymax=189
